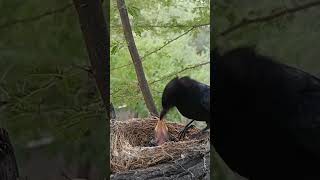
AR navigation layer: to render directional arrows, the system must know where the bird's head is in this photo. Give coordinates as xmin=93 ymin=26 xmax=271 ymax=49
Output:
xmin=159 ymin=76 xmax=181 ymax=120
xmin=160 ymin=76 xmax=193 ymax=120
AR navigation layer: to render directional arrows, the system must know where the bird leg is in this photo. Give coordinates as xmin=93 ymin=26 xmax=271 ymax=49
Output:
xmin=191 ymin=125 xmax=209 ymax=139
xmin=178 ymin=119 xmax=195 ymax=140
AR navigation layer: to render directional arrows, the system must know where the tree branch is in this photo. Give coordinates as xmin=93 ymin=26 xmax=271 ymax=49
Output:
xmin=111 ymin=23 xmax=209 ymax=29
xmin=0 ymin=4 xmax=72 ymax=30
xmin=149 ymin=61 xmax=210 ymax=85
xmin=111 ymin=61 xmax=209 ymax=100
xmin=117 ymin=0 xmax=158 ymax=116
xmin=111 ymin=26 xmax=197 ymax=71
xmin=220 ymin=0 xmax=320 ymax=36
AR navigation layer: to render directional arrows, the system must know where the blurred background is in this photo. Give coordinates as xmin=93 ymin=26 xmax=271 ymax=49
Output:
xmin=0 ymin=1 xmax=107 ymax=179
xmin=214 ymin=0 xmax=320 ymax=76
xmin=212 ymin=1 xmax=320 ymax=179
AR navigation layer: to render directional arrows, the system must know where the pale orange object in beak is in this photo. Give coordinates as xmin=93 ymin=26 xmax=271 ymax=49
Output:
xmin=154 ymin=119 xmax=169 ymax=146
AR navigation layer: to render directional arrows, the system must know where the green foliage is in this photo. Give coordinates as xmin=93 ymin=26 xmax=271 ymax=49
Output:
xmin=110 ymin=0 xmax=210 ymax=122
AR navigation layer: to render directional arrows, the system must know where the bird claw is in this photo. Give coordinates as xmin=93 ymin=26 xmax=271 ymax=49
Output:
xmin=177 ymin=125 xmax=195 ymax=140
xmin=177 ymin=130 xmax=185 ymax=140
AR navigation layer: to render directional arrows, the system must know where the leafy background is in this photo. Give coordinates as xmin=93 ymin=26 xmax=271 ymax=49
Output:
xmin=110 ymin=0 xmax=210 ymax=122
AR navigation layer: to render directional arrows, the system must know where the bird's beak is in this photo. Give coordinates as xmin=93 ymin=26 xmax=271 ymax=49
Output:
xmin=159 ymin=109 xmax=168 ymax=120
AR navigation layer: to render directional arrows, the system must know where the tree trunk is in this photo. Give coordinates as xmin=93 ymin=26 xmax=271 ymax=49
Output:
xmin=116 ymin=0 xmax=159 ymax=116
xmin=72 ymin=0 xmax=109 ymax=115
xmin=0 ymin=128 xmax=19 ymax=180
xmin=72 ymin=0 xmax=110 ymax=177
xmin=76 ymin=158 xmax=91 ymax=179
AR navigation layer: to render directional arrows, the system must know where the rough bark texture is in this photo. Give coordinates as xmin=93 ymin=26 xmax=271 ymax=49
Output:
xmin=111 ymin=152 xmax=210 ymax=180
xmin=117 ymin=0 xmax=159 ymax=116
xmin=0 ymin=128 xmax=19 ymax=180
xmin=72 ymin=0 xmax=109 ymax=114
xmin=72 ymin=0 xmax=110 ymax=176
xmin=110 ymin=145 xmax=248 ymax=180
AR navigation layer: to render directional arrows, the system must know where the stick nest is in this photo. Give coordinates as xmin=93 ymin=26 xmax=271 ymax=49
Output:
xmin=110 ymin=117 xmax=209 ymax=173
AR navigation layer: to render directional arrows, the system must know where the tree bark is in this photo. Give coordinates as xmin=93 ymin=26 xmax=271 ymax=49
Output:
xmin=72 ymin=0 xmax=109 ymax=115
xmin=111 ymin=152 xmax=210 ymax=180
xmin=110 ymin=146 xmax=247 ymax=180
xmin=0 ymin=128 xmax=19 ymax=180
xmin=116 ymin=0 xmax=159 ymax=116
xmin=72 ymin=0 xmax=110 ymax=177
xmin=76 ymin=158 xmax=91 ymax=179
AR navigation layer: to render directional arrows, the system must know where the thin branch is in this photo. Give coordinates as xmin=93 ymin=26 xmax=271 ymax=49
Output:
xmin=111 ymin=26 xmax=197 ymax=71
xmin=5 ymin=69 xmax=81 ymax=108
xmin=71 ymin=63 xmax=93 ymax=74
xmin=0 ymin=64 xmax=15 ymax=82
xmin=220 ymin=0 xmax=320 ymax=36
xmin=0 ymin=4 xmax=72 ymax=30
xmin=111 ymin=23 xmax=209 ymax=29
xmin=149 ymin=61 xmax=210 ymax=85
xmin=141 ymin=27 xmax=197 ymax=59
xmin=16 ymin=78 xmax=57 ymax=103
xmin=111 ymin=61 xmax=209 ymax=99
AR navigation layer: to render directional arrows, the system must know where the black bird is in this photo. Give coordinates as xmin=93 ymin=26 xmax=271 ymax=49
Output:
xmin=213 ymin=47 xmax=320 ymax=180
xmin=159 ymin=76 xmax=210 ymax=139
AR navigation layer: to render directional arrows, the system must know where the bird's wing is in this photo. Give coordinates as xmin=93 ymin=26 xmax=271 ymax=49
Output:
xmin=200 ymin=84 xmax=210 ymax=112
xmin=286 ymin=66 xmax=320 ymax=158
xmin=297 ymin=88 xmax=320 ymax=158
xmin=284 ymin=66 xmax=320 ymax=129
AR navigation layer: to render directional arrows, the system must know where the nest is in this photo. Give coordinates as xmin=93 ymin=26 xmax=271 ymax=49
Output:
xmin=110 ymin=117 xmax=209 ymax=173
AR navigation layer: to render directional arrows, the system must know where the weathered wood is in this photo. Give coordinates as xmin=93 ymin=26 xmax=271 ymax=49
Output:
xmin=0 ymin=128 xmax=19 ymax=180
xmin=111 ymin=152 xmax=210 ymax=180
xmin=117 ymin=0 xmax=159 ymax=116
xmin=110 ymin=145 xmax=248 ymax=180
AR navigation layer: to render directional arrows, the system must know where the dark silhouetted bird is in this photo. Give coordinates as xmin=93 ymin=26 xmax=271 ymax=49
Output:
xmin=159 ymin=76 xmax=210 ymax=139
xmin=213 ymin=47 xmax=320 ymax=180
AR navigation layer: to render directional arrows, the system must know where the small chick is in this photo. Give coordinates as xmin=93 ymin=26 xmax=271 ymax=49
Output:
xmin=154 ymin=118 xmax=169 ymax=146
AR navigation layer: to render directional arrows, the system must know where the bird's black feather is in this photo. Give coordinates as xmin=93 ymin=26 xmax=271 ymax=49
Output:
xmin=213 ymin=46 xmax=320 ymax=180
xmin=160 ymin=76 xmax=210 ymax=134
